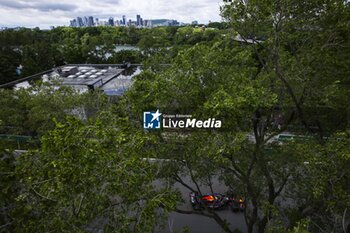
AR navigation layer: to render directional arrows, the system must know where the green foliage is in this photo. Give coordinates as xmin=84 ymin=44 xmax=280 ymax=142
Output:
xmin=207 ymin=22 xmax=229 ymax=30
xmin=122 ymin=1 xmax=350 ymax=232
xmin=2 ymin=115 xmax=180 ymax=232
xmin=0 ymin=48 xmax=21 ymax=84
xmin=0 ymin=26 xmax=225 ymax=85
xmin=1 ymin=1 xmax=350 ymax=232
xmin=0 ymin=149 xmax=17 ymax=229
xmin=0 ymin=84 xmax=109 ymax=139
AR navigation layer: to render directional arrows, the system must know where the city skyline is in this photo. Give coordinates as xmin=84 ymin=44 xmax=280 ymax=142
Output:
xmin=0 ymin=0 xmax=223 ymax=29
xmin=69 ymin=14 xmax=185 ymax=28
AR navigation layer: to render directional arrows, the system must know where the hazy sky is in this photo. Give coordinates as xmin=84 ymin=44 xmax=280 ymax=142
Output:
xmin=0 ymin=0 xmax=223 ymax=28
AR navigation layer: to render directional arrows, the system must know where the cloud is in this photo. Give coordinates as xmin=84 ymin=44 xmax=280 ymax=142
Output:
xmin=0 ymin=0 xmax=223 ymax=28
xmin=0 ymin=0 xmax=77 ymax=12
xmin=101 ymin=0 xmax=120 ymax=3
xmin=35 ymin=3 xmax=78 ymax=12
xmin=0 ymin=0 xmax=29 ymax=9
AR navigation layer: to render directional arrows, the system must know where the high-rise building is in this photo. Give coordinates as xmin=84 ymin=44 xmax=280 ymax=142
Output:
xmin=84 ymin=17 xmax=89 ymax=26
xmin=136 ymin=14 xmax=141 ymax=26
xmin=88 ymin=16 xmax=94 ymax=27
xmin=122 ymin=15 xmax=126 ymax=25
xmin=70 ymin=15 xmax=184 ymax=28
xmin=70 ymin=19 xmax=77 ymax=27
xmin=108 ymin=17 xmax=114 ymax=26
xmin=168 ymin=20 xmax=179 ymax=26
xmin=77 ymin=17 xmax=84 ymax=27
xmin=143 ymin=20 xmax=153 ymax=28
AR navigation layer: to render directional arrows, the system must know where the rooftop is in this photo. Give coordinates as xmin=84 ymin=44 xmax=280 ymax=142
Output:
xmin=2 ymin=64 xmax=141 ymax=96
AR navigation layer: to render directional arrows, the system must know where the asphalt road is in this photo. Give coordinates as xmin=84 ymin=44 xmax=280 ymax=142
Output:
xmin=12 ymin=151 xmax=247 ymax=233
xmin=166 ymin=209 xmax=246 ymax=233
xmin=159 ymin=176 xmax=247 ymax=233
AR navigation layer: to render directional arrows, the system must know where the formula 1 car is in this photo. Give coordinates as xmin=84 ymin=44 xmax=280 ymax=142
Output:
xmin=189 ymin=192 xmax=230 ymax=210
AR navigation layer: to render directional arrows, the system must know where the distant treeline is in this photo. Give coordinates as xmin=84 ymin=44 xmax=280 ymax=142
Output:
xmin=0 ymin=23 xmax=227 ymax=85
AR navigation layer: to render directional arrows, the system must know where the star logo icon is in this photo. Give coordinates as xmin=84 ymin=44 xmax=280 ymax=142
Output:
xmin=150 ymin=110 xmax=162 ymax=122
xmin=143 ymin=110 xmax=162 ymax=129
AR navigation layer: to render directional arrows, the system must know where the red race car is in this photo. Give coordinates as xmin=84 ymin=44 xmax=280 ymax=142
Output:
xmin=190 ymin=192 xmax=230 ymax=210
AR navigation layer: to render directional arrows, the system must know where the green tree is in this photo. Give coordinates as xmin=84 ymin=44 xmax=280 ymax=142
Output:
xmin=123 ymin=1 xmax=350 ymax=228
xmin=0 ymin=48 xmax=21 ymax=84
xmin=2 ymin=114 xmax=179 ymax=232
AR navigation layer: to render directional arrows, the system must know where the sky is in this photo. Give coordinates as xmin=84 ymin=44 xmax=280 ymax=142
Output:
xmin=0 ymin=0 xmax=223 ymax=29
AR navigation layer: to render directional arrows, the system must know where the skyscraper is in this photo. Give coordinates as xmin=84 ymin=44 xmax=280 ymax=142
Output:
xmin=77 ymin=17 xmax=84 ymax=27
xmin=84 ymin=16 xmax=89 ymax=26
xmin=136 ymin=14 xmax=141 ymax=26
xmin=122 ymin=15 xmax=126 ymax=25
xmin=70 ymin=19 xmax=77 ymax=27
xmin=108 ymin=17 xmax=114 ymax=26
xmin=144 ymin=20 xmax=152 ymax=28
xmin=192 ymin=21 xmax=198 ymax=25
xmin=88 ymin=16 xmax=94 ymax=27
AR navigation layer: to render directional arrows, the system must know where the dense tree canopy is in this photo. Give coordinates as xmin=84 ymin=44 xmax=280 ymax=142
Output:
xmin=1 ymin=0 xmax=350 ymax=232
xmin=0 ymin=26 xmax=223 ymax=85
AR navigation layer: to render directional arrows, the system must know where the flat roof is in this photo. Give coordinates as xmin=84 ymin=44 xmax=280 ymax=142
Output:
xmin=4 ymin=64 xmax=141 ymax=96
